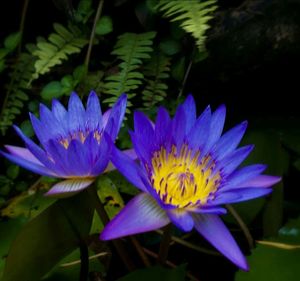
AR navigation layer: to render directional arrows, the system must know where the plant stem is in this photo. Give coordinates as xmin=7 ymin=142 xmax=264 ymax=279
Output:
xmin=226 ymin=204 xmax=254 ymax=249
xmin=87 ymin=184 xmax=136 ymax=271
xmin=18 ymin=0 xmax=30 ymax=54
xmin=156 ymin=230 xmax=220 ymax=256
xmin=158 ymin=224 xmax=172 ymax=265
xmin=130 ymin=236 xmax=151 ymax=267
xmin=84 ymin=0 xmax=104 ymax=70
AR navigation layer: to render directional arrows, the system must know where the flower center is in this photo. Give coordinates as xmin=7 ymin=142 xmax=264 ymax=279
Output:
xmin=59 ymin=130 xmax=102 ymax=149
xmin=151 ymin=145 xmax=221 ymax=208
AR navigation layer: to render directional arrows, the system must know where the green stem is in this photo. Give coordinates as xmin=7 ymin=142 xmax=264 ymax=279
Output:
xmin=226 ymin=204 xmax=254 ymax=249
xmin=158 ymin=224 xmax=172 ymax=265
xmin=84 ymin=0 xmax=104 ymax=70
xmin=87 ymin=184 xmax=136 ymax=271
xmin=18 ymin=0 xmax=30 ymax=54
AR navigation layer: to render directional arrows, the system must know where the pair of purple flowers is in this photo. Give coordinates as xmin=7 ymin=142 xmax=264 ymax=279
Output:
xmin=0 ymin=91 xmax=280 ymax=270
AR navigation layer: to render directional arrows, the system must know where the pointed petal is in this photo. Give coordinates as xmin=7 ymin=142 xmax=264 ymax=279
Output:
xmin=219 ymin=145 xmax=254 ymax=176
xmin=105 ymin=94 xmax=127 ymax=141
xmin=154 ymin=106 xmax=171 ymax=146
xmin=191 ymin=206 xmax=227 ymax=215
xmin=167 ymin=209 xmax=194 ymax=232
xmin=212 ymin=188 xmax=272 ymax=205
xmin=222 ymin=164 xmax=267 ymax=191
xmin=29 ymin=113 xmax=50 ymax=145
xmin=51 ymin=99 xmax=67 ymax=124
xmin=0 ymin=150 xmax=55 ymax=177
xmin=90 ymin=134 xmax=111 ymax=176
xmin=100 ymin=193 xmax=170 ymax=240
xmin=86 ymin=91 xmax=102 ymax=131
xmin=45 ymin=178 xmax=94 ymax=197
xmin=102 ymin=109 xmax=111 ymax=128
xmin=181 ymin=94 xmax=196 ymax=133
xmin=238 ymin=175 xmax=281 ymax=188
xmin=104 ymin=148 xmax=137 ymax=173
xmin=213 ymin=121 xmax=248 ymax=160
xmin=172 ymin=105 xmax=186 ymax=148
xmin=110 ymin=145 xmax=147 ymax=192
xmin=204 ymin=104 xmax=226 ymax=154
xmin=193 ymin=214 xmax=249 ymax=270
xmin=68 ymin=92 xmax=86 ymax=132
xmin=4 ymin=145 xmax=43 ymax=166
xmin=187 ymin=105 xmax=211 ymax=150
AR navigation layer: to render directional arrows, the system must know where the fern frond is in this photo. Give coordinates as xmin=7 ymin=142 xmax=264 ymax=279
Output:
xmin=157 ymin=0 xmax=217 ymax=50
xmin=142 ymin=54 xmax=170 ymax=108
xmin=103 ymin=32 xmax=156 ymax=108
xmin=31 ymin=23 xmax=88 ymax=81
xmin=0 ymin=52 xmax=35 ymax=135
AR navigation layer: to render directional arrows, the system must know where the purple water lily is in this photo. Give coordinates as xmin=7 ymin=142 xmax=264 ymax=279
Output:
xmin=0 ymin=91 xmax=127 ymax=196
xmin=100 ymin=95 xmax=281 ymax=270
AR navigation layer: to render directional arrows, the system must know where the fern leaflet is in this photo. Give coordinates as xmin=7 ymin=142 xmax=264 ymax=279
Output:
xmin=31 ymin=23 xmax=88 ymax=81
xmin=103 ymin=32 xmax=156 ymax=108
xmin=0 ymin=52 xmax=35 ymax=135
xmin=142 ymin=54 xmax=170 ymax=108
xmin=157 ymin=0 xmax=217 ymax=51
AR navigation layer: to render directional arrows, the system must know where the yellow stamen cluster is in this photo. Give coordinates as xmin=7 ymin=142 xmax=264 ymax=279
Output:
xmin=59 ymin=130 xmax=102 ymax=149
xmin=151 ymin=145 xmax=221 ymax=208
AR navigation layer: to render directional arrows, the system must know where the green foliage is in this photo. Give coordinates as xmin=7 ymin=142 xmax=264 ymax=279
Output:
xmin=31 ymin=23 xmax=88 ymax=81
xmin=0 ymin=50 xmax=34 ymax=135
xmin=95 ymin=15 xmax=113 ymax=36
xmin=156 ymin=0 xmax=217 ymax=51
xmin=1 ymin=192 xmax=94 ymax=281
xmin=142 ymin=54 xmax=171 ymax=109
xmin=103 ymin=32 xmax=156 ymax=109
xmin=235 ymin=217 xmax=300 ymax=281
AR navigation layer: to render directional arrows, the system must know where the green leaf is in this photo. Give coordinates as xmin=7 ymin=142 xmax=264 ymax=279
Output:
xmin=0 ymin=218 xmax=27 ymax=279
xmin=6 ymin=165 xmax=19 ymax=180
xmin=235 ymin=217 xmax=300 ymax=281
xmin=117 ymin=265 xmax=186 ymax=281
xmin=159 ymin=39 xmax=181 ymax=55
xmin=20 ymin=120 xmax=34 ymax=138
xmin=4 ymin=32 xmax=21 ymax=51
xmin=41 ymin=81 xmax=63 ymax=100
xmin=95 ymin=16 xmax=113 ymax=35
xmin=1 ymin=191 xmax=94 ymax=281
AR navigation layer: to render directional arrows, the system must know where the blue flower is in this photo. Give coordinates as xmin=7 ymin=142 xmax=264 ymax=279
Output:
xmin=100 ymin=95 xmax=281 ymax=270
xmin=0 ymin=91 xmax=127 ymax=196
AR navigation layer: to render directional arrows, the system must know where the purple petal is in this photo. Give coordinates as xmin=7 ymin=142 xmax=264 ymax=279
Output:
xmin=45 ymin=178 xmax=95 ymax=197
xmin=238 ymin=175 xmax=281 ymax=188
xmin=105 ymin=94 xmax=127 ymax=141
xmin=13 ymin=125 xmax=58 ymax=172
xmin=167 ymin=209 xmax=194 ymax=232
xmin=110 ymin=145 xmax=147 ymax=192
xmin=67 ymin=139 xmax=90 ymax=176
xmin=5 ymin=145 xmax=43 ymax=166
xmin=90 ymin=134 xmax=111 ymax=176
xmin=68 ymin=92 xmax=85 ymax=133
xmin=222 ymin=164 xmax=267 ymax=191
xmin=104 ymin=148 xmax=137 ymax=173
xmin=154 ymin=106 xmax=171 ymax=146
xmin=100 ymin=193 xmax=170 ymax=240
xmin=102 ymin=109 xmax=111 ymax=128
xmin=29 ymin=113 xmax=50 ymax=145
xmin=134 ymin=111 xmax=155 ymax=140
xmin=212 ymin=188 xmax=272 ymax=205
xmin=0 ymin=149 xmax=55 ymax=177
xmin=219 ymin=145 xmax=254 ymax=176
xmin=172 ymin=105 xmax=186 ymax=148
xmin=187 ymin=105 xmax=211 ymax=150
xmin=181 ymin=94 xmax=196 ymax=133
xmin=191 ymin=206 xmax=227 ymax=215
xmin=193 ymin=214 xmax=249 ymax=270
xmin=51 ymin=99 xmax=67 ymax=124
xmin=39 ymin=103 xmax=66 ymax=138
xmin=203 ymin=104 xmax=226 ymax=154
xmin=213 ymin=121 xmax=248 ymax=160
xmin=86 ymin=91 xmax=102 ymax=131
